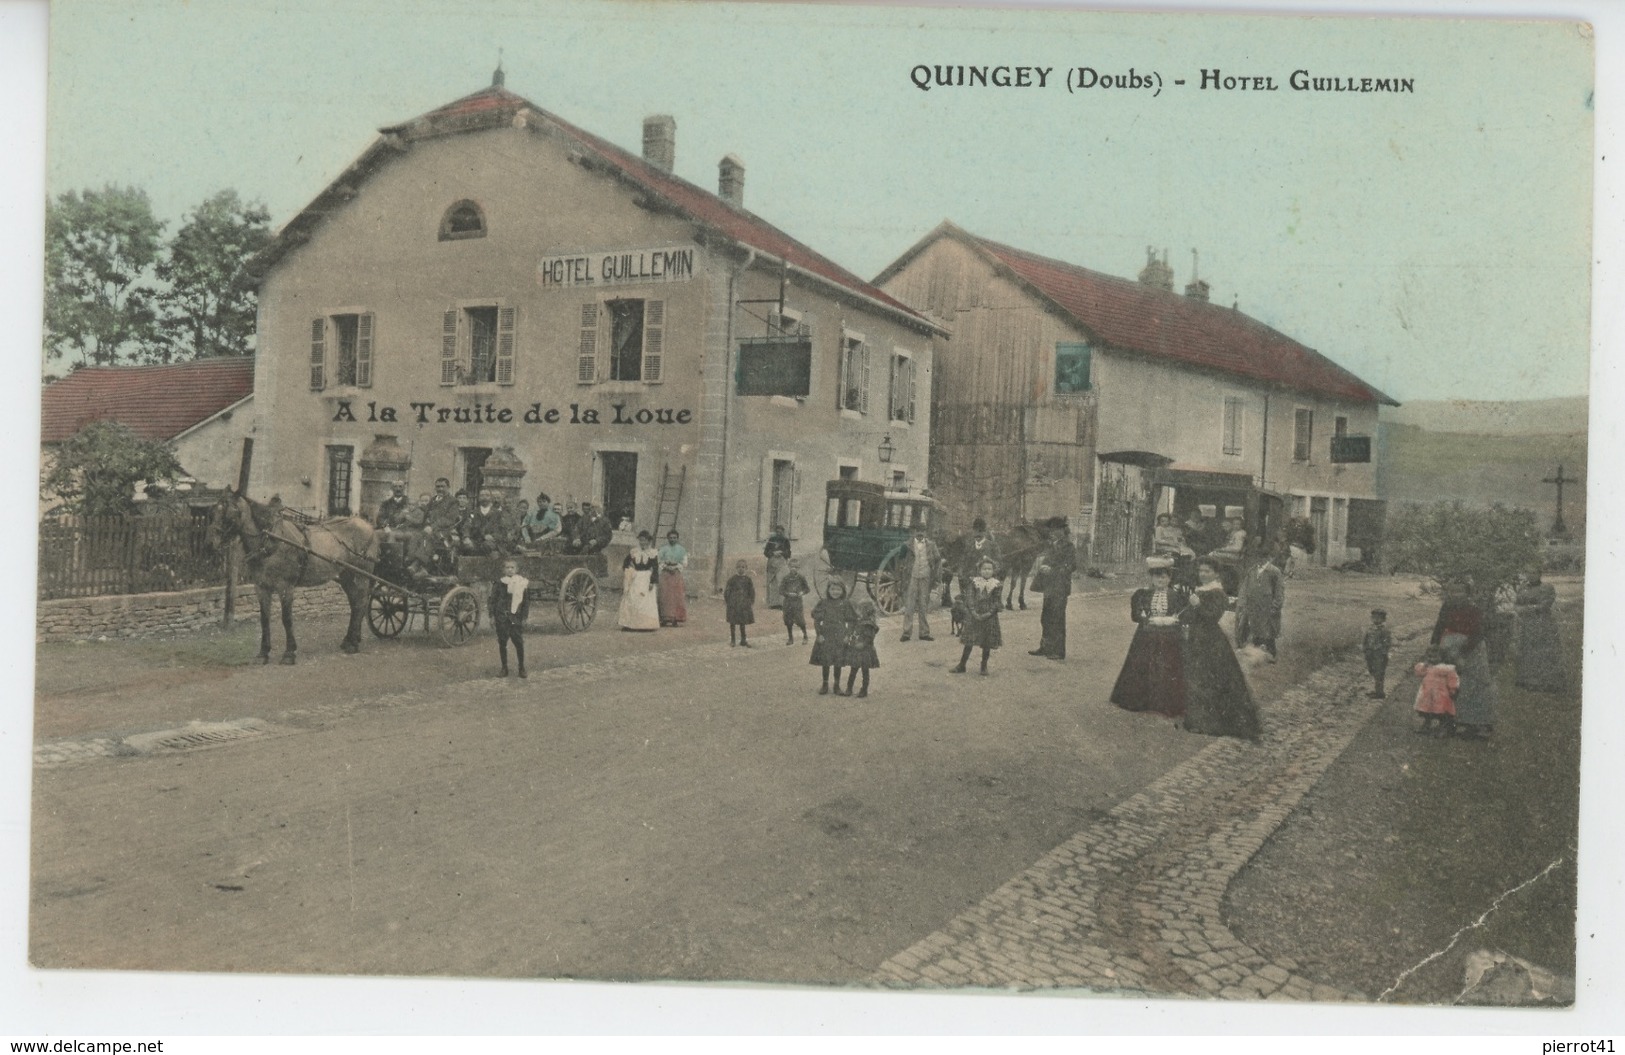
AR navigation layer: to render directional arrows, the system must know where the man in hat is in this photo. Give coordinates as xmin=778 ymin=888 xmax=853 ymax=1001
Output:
xmin=1030 ymin=517 xmax=1076 ymax=660
xmin=898 ymin=522 xmax=943 ymax=642
xmin=570 ymin=501 xmax=613 ymax=555
xmin=957 ymin=517 xmax=1003 ymax=604
xmin=374 ymin=482 xmax=410 ymax=530
xmin=1234 ymin=545 xmax=1286 ymax=660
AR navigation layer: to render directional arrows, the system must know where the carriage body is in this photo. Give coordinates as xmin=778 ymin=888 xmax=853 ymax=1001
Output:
xmin=367 ymin=546 xmax=606 ymax=644
xmin=1143 ymin=468 xmax=1286 ymax=595
xmin=817 ymin=480 xmax=944 ymax=614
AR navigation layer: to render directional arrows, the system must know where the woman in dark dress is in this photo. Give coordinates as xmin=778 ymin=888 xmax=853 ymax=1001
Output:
xmin=1513 ymin=570 xmax=1565 ymax=692
xmin=1110 ymin=556 xmax=1192 ymax=718
xmin=1432 ymin=579 xmax=1499 ymax=739
xmin=1179 ymin=558 xmax=1262 ymax=741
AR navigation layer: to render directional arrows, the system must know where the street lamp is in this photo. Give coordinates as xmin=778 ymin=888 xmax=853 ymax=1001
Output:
xmin=878 ymin=433 xmax=895 ymax=463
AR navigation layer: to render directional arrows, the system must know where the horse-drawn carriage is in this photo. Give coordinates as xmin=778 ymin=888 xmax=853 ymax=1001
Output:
xmin=365 ymin=547 xmax=606 ymax=646
xmin=814 ymin=480 xmax=945 ymax=615
xmin=1142 ymin=467 xmax=1288 ymax=594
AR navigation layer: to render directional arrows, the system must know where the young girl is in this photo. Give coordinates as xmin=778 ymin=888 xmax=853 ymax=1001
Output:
xmin=724 ymin=559 xmax=756 ymax=647
xmin=488 ymin=558 xmax=530 ymax=678
xmin=811 ymin=580 xmax=856 ymax=695
xmin=952 ymin=557 xmax=1003 ymax=675
xmin=1413 ymin=645 xmax=1459 ymax=736
xmin=843 ymin=598 xmax=880 ymax=697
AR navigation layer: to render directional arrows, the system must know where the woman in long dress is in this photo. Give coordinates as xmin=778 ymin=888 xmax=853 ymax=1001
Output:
xmin=1110 ymin=557 xmax=1191 ymax=718
xmin=1431 ymin=580 xmax=1498 ymax=739
xmin=763 ymin=525 xmax=792 ymax=609
xmin=1179 ymin=558 xmax=1262 ymax=741
xmin=657 ymin=530 xmax=688 ymax=627
xmin=618 ymin=530 xmax=661 ymax=631
xmin=1513 ymin=571 xmax=1565 ymax=692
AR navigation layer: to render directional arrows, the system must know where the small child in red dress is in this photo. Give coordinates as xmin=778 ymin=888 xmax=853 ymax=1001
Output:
xmin=1413 ymin=645 xmax=1459 ymax=737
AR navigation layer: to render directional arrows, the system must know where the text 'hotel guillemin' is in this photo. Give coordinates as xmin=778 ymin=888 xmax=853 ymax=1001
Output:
xmin=245 ymin=68 xmax=946 ymax=585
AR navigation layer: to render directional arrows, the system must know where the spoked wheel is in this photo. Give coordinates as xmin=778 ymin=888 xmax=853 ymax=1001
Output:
xmin=558 ymin=568 xmax=599 ymax=633
xmin=811 ymin=546 xmax=836 ymax=599
xmin=367 ymin=584 xmax=411 ymax=638
xmin=436 ymin=585 xmax=481 ymax=646
xmin=870 ymin=549 xmax=904 ymax=616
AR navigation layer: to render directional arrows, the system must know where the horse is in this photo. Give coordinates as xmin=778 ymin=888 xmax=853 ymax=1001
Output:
xmin=938 ymin=521 xmax=1050 ymax=613
xmin=208 ymin=489 xmax=379 ymax=664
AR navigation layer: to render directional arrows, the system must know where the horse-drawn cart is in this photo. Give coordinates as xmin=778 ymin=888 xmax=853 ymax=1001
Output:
xmin=366 ymin=549 xmax=607 ymax=646
xmin=815 ymin=480 xmax=944 ymax=615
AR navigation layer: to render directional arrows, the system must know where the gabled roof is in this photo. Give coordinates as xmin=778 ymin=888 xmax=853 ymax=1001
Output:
xmin=41 ymin=358 xmax=255 ymax=444
xmin=251 ymin=84 xmax=941 ymax=335
xmin=877 ymin=221 xmax=1397 ymax=406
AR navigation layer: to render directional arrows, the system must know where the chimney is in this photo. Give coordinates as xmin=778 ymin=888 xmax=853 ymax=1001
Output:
xmin=1137 ymin=246 xmax=1173 ymax=292
xmin=718 ymin=154 xmax=745 ymax=206
xmin=1184 ymin=247 xmax=1210 ymax=301
xmin=642 ymin=115 xmax=676 ymax=173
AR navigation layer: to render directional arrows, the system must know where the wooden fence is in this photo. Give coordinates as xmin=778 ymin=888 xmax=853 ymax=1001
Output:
xmin=38 ymin=513 xmax=228 ymax=600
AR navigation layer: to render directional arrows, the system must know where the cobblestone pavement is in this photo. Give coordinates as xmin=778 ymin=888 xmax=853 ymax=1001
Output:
xmin=871 ymin=619 xmax=1429 ymax=999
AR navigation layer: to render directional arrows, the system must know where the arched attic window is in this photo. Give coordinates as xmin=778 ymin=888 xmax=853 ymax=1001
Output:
xmin=439 ymin=200 xmax=486 ymax=241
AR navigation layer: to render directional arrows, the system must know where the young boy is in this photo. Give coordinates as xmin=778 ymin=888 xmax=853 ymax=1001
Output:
xmin=778 ymin=558 xmax=811 ymax=644
xmin=724 ymin=559 xmax=756 ymax=647
xmin=1362 ymin=608 xmax=1392 ymax=699
xmin=489 ymin=558 xmax=530 ymax=678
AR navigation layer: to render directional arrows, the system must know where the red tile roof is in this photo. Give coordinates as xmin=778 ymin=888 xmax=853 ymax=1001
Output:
xmin=890 ymin=223 xmax=1395 ymax=406
xmin=41 ymin=358 xmax=255 ymax=444
xmin=255 ymin=86 xmax=937 ymax=333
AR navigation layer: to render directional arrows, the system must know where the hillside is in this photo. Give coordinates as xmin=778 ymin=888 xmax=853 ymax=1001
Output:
xmin=1378 ymin=423 xmax=1587 ymax=536
xmin=1382 ymin=396 xmax=1588 ymax=436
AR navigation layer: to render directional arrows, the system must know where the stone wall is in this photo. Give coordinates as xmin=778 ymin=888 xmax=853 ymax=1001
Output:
xmin=37 ymin=581 xmax=353 ymax=642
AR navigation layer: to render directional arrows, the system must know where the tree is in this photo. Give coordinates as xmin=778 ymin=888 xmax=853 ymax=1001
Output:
xmin=43 ymin=421 xmax=184 ymax=518
xmin=154 ymin=189 xmax=272 ymax=361
xmin=1385 ymin=501 xmax=1542 ymax=601
xmin=43 ymin=185 xmax=165 ymax=369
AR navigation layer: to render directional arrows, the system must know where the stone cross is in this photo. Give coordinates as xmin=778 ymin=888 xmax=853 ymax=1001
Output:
xmin=1542 ymin=463 xmax=1578 ymax=538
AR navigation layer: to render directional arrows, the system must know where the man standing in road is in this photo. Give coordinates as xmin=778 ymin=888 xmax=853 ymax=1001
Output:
xmin=898 ymin=523 xmax=942 ymax=642
xmin=1030 ymin=517 xmax=1076 ymax=660
xmin=1234 ymin=545 xmax=1286 ymax=661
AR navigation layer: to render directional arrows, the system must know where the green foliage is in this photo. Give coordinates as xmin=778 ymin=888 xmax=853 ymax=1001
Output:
xmin=1386 ymin=501 xmax=1542 ymax=600
xmin=153 ymin=189 xmax=272 ymax=361
xmin=44 ymin=185 xmax=165 ymax=369
xmin=43 ymin=421 xmax=184 ymax=517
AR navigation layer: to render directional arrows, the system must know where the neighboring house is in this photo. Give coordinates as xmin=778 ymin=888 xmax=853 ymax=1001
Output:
xmin=246 ymin=72 xmax=943 ymax=583
xmin=39 ymin=357 xmax=257 ymax=514
xmin=876 ymin=222 xmax=1397 ymax=566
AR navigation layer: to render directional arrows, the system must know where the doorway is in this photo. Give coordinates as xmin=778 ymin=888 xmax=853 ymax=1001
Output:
xmin=1309 ymin=496 xmax=1330 ymax=566
xmin=600 ymin=451 xmax=638 ymax=528
xmin=460 ymin=447 xmax=492 ymax=498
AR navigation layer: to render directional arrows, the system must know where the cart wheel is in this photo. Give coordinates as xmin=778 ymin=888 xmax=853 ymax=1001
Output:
xmin=437 ymin=585 xmax=481 ymax=646
xmin=871 ymin=550 xmax=904 ymax=616
xmin=811 ymin=546 xmax=835 ymax=599
xmin=558 ymin=567 xmax=598 ymax=633
xmin=367 ymin=584 xmax=410 ymax=638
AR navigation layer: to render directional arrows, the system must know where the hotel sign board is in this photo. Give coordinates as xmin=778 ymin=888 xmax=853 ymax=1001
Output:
xmin=539 ymin=245 xmax=700 ymax=289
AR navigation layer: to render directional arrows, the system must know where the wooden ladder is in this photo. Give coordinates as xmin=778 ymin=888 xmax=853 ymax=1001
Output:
xmin=654 ymin=464 xmax=686 ymax=538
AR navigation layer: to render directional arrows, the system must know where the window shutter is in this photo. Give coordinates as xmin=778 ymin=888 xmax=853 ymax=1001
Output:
xmin=495 ymin=306 xmax=516 ymax=385
xmin=440 ymin=309 xmax=458 ymax=386
xmin=355 ymin=313 xmax=374 ymax=387
xmin=643 ymin=299 xmax=664 ymax=383
xmin=906 ymin=357 xmax=917 ymax=423
xmin=309 ymin=318 xmax=325 ymax=390
xmin=578 ymin=302 xmax=599 ymax=384
xmin=837 ymin=341 xmax=848 ymax=410
xmin=859 ymin=342 xmax=870 ymax=415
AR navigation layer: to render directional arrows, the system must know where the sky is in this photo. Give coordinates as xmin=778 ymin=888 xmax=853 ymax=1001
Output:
xmin=8 ymin=0 xmax=1625 ymax=1041
xmin=40 ymin=0 xmax=1596 ymax=404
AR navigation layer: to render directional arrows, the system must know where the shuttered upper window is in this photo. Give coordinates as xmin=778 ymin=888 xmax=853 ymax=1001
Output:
xmin=889 ymin=350 xmax=916 ymax=424
xmin=577 ymin=299 xmax=665 ymax=384
xmin=839 ymin=333 xmax=869 ymax=414
xmin=439 ymin=304 xmax=516 ymax=386
xmin=309 ymin=312 xmax=375 ymax=390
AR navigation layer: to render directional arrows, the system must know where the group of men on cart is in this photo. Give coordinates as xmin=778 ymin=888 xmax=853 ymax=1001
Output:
xmin=372 ymin=478 xmax=614 ymax=581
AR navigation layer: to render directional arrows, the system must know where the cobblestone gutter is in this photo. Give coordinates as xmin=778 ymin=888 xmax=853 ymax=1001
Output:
xmin=870 ymin=621 xmax=1428 ymax=999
